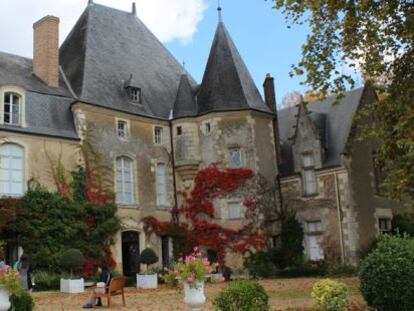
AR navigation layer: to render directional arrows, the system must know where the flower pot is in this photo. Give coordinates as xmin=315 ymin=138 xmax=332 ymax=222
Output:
xmin=0 ymin=288 xmax=11 ymax=311
xmin=60 ymin=278 xmax=84 ymax=293
xmin=136 ymin=273 xmax=158 ymax=289
xmin=183 ymin=281 xmax=206 ymax=311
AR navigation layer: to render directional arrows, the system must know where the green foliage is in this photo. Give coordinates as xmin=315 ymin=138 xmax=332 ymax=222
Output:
xmin=273 ymin=0 xmax=414 ymax=209
xmin=139 ymin=248 xmax=159 ymax=267
xmin=392 ymin=213 xmax=414 ymax=236
xmin=271 ymin=215 xmax=304 ymax=269
xmin=32 ymin=271 xmax=61 ymax=291
xmin=312 ymin=279 xmax=349 ymax=311
xmin=61 ymin=249 xmax=84 ymax=277
xmin=360 ymin=234 xmax=414 ymax=311
xmin=13 ymin=173 xmax=120 ymax=273
xmin=243 ymin=250 xmax=278 ymax=278
xmin=10 ymin=291 xmax=34 ymax=311
xmin=214 ymin=280 xmax=269 ymax=311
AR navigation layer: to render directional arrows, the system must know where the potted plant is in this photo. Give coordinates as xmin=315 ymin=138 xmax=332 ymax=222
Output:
xmin=59 ymin=249 xmax=85 ymax=294
xmin=164 ymin=246 xmax=221 ymax=311
xmin=136 ymin=248 xmax=159 ymax=289
xmin=0 ymin=264 xmax=24 ymax=311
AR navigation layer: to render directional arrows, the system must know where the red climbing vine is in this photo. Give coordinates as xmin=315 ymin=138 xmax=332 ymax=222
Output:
xmin=143 ymin=166 xmax=271 ymax=260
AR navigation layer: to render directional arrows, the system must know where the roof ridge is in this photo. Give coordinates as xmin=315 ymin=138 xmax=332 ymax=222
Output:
xmin=0 ymin=51 xmax=32 ymax=61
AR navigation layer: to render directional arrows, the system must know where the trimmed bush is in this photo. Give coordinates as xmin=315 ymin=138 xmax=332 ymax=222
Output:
xmin=243 ymin=250 xmax=278 ymax=278
xmin=312 ymin=279 xmax=348 ymax=311
xmin=32 ymin=271 xmax=61 ymax=291
xmin=61 ymin=249 xmax=84 ymax=278
xmin=360 ymin=234 xmax=414 ymax=311
xmin=10 ymin=291 xmax=34 ymax=311
xmin=214 ymin=280 xmax=269 ymax=311
xmin=139 ymin=248 xmax=158 ymax=267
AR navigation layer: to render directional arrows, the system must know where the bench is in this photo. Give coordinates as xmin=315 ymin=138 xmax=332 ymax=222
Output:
xmin=94 ymin=276 xmax=126 ymax=308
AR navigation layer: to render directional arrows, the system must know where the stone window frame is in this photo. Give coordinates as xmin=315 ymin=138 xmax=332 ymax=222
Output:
xmin=0 ymin=85 xmax=26 ymax=127
xmin=115 ymin=118 xmax=130 ymax=140
xmin=114 ymin=155 xmax=137 ymax=207
xmin=155 ymin=161 xmax=169 ymax=209
xmin=301 ymin=152 xmax=318 ymax=197
xmin=0 ymin=142 xmax=26 ymax=197
xmin=128 ymin=87 xmax=142 ymax=104
xmin=378 ymin=217 xmax=392 ymax=234
xmin=154 ymin=126 xmax=163 ymax=145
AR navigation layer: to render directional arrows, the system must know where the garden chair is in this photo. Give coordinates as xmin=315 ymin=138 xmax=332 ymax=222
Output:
xmin=94 ymin=276 xmax=126 ymax=308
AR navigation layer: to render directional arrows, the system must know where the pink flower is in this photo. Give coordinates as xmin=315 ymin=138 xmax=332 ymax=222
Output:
xmin=193 ymin=246 xmax=199 ymax=252
xmin=178 ymin=257 xmax=183 ymax=262
xmin=215 ymin=262 xmax=220 ymax=268
xmin=164 ymin=267 xmax=169 ymax=271
xmin=196 ymin=252 xmax=202 ymax=257
xmin=187 ymin=275 xmax=194 ymax=283
xmin=173 ymin=269 xmax=179 ymax=275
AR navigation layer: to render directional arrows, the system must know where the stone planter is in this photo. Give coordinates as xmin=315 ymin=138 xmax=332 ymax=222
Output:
xmin=60 ymin=278 xmax=84 ymax=293
xmin=0 ymin=288 xmax=11 ymax=311
xmin=183 ymin=281 xmax=206 ymax=311
xmin=136 ymin=273 xmax=158 ymax=289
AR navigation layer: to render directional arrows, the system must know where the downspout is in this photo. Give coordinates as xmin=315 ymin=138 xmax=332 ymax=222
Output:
xmin=168 ymin=116 xmax=179 ymax=225
xmin=334 ymin=171 xmax=345 ymax=264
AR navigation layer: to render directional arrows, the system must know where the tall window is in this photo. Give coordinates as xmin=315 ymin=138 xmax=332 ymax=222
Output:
xmin=154 ymin=127 xmax=163 ymax=145
xmin=302 ymin=154 xmax=317 ymax=195
xmin=4 ymin=93 xmax=21 ymax=125
xmin=0 ymin=144 xmax=24 ymax=196
xmin=229 ymin=148 xmax=242 ymax=168
xmin=116 ymin=156 xmax=134 ymax=205
xmin=117 ymin=120 xmax=128 ymax=139
xmin=372 ymin=152 xmax=385 ymax=195
xmin=156 ymin=163 xmax=168 ymax=207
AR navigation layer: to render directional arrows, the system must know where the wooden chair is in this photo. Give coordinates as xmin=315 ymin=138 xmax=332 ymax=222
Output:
xmin=94 ymin=276 xmax=126 ymax=308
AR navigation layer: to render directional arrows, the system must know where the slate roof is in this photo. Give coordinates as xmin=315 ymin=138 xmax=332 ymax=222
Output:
xmin=0 ymin=52 xmax=78 ymax=140
xmin=278 ymin=87 xmax=365 ymax=176
xmin=60 ymin=3 xmax=195 ymax=119
xmin=197 ymin=22 xmax=270 ymax=115
xmin=173 ymin=74 xmax=198 ymax=118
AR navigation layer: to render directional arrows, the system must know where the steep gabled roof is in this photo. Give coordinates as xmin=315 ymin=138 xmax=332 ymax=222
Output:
xmin=60 ymin=3 xmax=195 ymax=119
xmin=278 ymin=87 xmax=365 ymax=176
xmin=173 ymin=74 xmax=197 ymax=118
xmin=197 ymin=22 xmax=270 ymax=115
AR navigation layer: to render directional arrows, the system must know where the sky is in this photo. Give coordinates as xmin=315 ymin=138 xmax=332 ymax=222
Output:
xmin=0 ymin=0 xmax=311 ymax=104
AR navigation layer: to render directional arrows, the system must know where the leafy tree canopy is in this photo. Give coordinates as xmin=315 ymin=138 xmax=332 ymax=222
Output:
xmin=273 ymin=0 xmax=414 ymax=208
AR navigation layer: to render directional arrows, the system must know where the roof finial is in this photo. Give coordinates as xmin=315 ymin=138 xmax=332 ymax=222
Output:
xmin=217 ymin=0 xmax=223 ymax=23
xmin=182 ymin=60 xmax=186 ymax=74
xmin=132 ymin=2 xmax=137 ymax=15
xmin=88 ymin=0 xmax=93 ymax=5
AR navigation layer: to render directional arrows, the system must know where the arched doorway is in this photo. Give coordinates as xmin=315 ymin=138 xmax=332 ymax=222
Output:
xmin=122 ymin=231 xmax=140 ymax=276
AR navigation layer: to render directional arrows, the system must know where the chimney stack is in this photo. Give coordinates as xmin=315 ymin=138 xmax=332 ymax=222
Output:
xmin=132 ymin=3 xmax=137 ymax=15
xmin=33 ymin=15 xmax=60 ymax=87
xmin=263 ymin=74 xmax=282 ymax=163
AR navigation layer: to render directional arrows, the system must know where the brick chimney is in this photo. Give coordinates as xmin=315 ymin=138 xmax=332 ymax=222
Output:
xmin=33 ymin=16 xmax=60 ymax=87
xmin=263 ymin=74 xmax=282 ymax=163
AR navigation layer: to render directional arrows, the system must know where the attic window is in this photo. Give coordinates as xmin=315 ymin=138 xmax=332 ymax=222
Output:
xmin=176 ymin=126 xmax=182 ymax=136
xmin=129 ymin=87 xmax=141 ymax=103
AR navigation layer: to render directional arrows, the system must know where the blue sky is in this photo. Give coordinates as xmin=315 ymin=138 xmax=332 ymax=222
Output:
xmin=166 ymin=0 xmax=310 ymax=104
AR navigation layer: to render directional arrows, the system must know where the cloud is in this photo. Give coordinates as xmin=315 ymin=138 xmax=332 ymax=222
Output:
xmin=0 ymin=0 xmax=207 ymax=58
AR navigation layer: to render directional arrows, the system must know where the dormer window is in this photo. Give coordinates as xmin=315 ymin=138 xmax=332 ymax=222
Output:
xmin=4 ymin=92 xmax=21 ymax=125
xmin=129 ymin=88 xmax=141 ymax=103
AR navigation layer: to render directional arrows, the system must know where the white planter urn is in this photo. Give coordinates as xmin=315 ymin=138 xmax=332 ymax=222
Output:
xmin=183 ymin=281 xmax=206 ymax=311
xmin=136 ymin=273 xmax=158 ymax=289
xmin=0 ymin=288 xmax=11 ymax=311
xmin=60 ymin=278 xmax=84 ymax=294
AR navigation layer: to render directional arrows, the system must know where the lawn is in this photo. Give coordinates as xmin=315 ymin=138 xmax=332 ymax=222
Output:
xmin=32 ymin=277 xmax=363 ymax=310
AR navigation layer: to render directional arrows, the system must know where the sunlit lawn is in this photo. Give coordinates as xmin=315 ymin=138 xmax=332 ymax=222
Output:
xmin=32 ymin=277 xmax=363 ymax=311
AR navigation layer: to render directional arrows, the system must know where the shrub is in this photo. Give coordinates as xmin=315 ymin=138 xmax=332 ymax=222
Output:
xmin=214 ymin=280 xmax=269 ymax=311
xmin=32 ymin=271 xmax=61 ymax=291
xmin=243 ymin=250 xmax=278 ymax=278
xmin=360 ymin=234 xmax=414 ymax=311
xmin=311 ymin=279 xmax=349 ymax=311
xmin=10 ymin=291 xmax=34 ymax=311
xmin=139 ymin=248 xmax=158 ymax=269
xmin=326 ymin=264 xmax=357 ymax=277
xmin=61 ymin=249 xmax=84 ymax=278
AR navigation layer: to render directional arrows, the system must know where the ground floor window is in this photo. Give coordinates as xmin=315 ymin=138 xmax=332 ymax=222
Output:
xmin=378 ymin=217 xmax=392 ymax=234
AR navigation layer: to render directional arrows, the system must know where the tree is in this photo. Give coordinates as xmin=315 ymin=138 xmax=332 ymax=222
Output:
xmin=280 ymin=91 xmax=302 ymax=109
xmin=273 ymin=0 xmax=414 ymax=208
